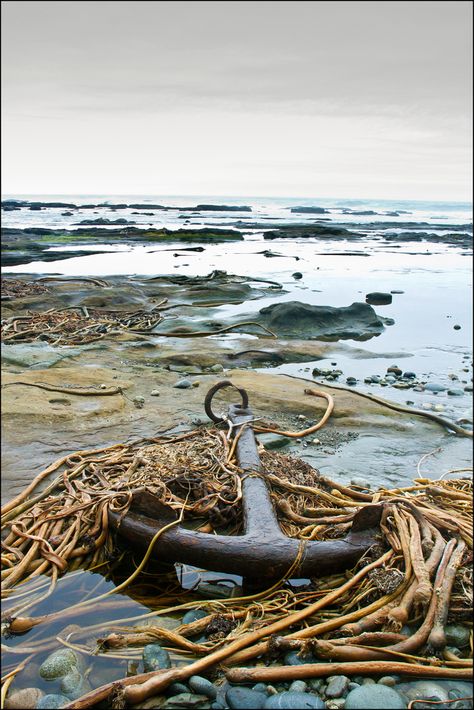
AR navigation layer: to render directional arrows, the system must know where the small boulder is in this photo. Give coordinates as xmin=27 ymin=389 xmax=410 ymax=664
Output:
xmin=365 ymin=292 xmax=392 ymax=305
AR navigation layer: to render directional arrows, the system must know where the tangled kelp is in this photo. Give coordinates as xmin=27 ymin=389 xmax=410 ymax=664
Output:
xmin=1 ymin=423 xmax=472 ymax=707
xmin=1 ymin=279 xmax=50 ymax=300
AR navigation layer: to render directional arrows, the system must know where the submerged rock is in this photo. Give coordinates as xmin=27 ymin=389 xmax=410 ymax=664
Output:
xmin=36 ymin=695 xmax=70 ymax=709
xmin=258 ymin=301 xmax=385 ymax=341
xmin=39 ymin=648 xmax=83 ymax=680
xmin=4 ymin=687 xmax=43 ymax=709
xmin=365 ymin=292 xmax=393 ymax=305
xmin=142 ymin=643 xmax=172 ymax=672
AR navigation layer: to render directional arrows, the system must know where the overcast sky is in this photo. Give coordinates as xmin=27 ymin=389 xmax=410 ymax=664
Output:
xmin=1 ymin=1 xmax=472 ymax=200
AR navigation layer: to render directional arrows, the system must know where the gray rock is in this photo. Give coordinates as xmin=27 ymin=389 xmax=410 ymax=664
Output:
xmin=289 ymin=681 xmax=307 ymax=693
xmin=258 ymin=433 xmax=291 ymax=450
xmin=263 ymin=691 xmax=325 ymax=708
xmin=447 ymin=388 xmax=464 ymax=396
xmin=253 ymin=684 xmax=270 ymax=695
xmin=142 ymin=643 xmax=172 ymax=672
xmin=424 ymin=383 xmax=446 ymax=392
xmin=283 ymin=650 xmax=317 ymax=665
xmin=36 ymin=696 xmax=70 ymax=709
xmin=168 ymin=683 xmax=191 ymax=697
xmin=174 ymin=379 xmax=192 ymax=389
xmin=209 ymin=364 xmax=224 ymax=373
xmin=163 ymin=693 xmax=211 ymax=708
xmin=189 ymin=677 xmax=217 ymax=700
xmin=453 ymin=324 xmax=461 ymax=330
xmin=345 ymin=685 xmax=406 ymax=709
xmin=365 ymin=292 xmax=392 ymax=305
xmin=292 ymin=272 xmax=303 ymax=280
xmin=448 ymin=686 xmax=473 ymax=708
xmin=59 ymin=669 xmax=92 ymax=700
xmin=445 ymin=624 xmax=471 ymax=647
xmin=150 ymin=389 xmax=160 ymax=396
xmin=346 ymin=377 xmax=357 ymax=385
xmin=396 ymin=681 xmax=449 ymax=706
xmin=39 ymin=648 xmax=82 ymax=680
xmin=402 ymin=372 xmax=416 ymax=379
xmin=182 ymin=609 xmax=208 ymax=625
xmin=370 ymin=375 xmax=381 ymax=383
xmin=226 ymin=686 xmax=267 ymax=709
xmin=378 ymin=677 xmax=398 ymax=687
xmin=4 ymin=687 xmax=43 ymax=709
xmin=325 ymin=676 xmax=350 ymax=698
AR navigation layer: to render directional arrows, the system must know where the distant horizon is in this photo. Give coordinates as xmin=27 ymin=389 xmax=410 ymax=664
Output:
xmin=2 ymin=192 xmax=472 ymax=206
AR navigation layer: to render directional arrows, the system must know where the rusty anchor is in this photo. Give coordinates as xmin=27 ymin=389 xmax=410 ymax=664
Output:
xmin=109 ymin=381 xmax=382 ymax=582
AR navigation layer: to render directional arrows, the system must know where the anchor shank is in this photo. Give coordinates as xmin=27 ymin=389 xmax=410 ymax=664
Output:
xmin=228 ymin=405 xmax=282 ymax=538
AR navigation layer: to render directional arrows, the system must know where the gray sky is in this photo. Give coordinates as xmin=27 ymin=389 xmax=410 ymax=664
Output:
xmin=1 ymin=1 xmax=472 ymax=200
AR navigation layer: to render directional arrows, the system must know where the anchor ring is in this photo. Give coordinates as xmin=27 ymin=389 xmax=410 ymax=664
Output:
xmin=204 ymin=380 xmax=249 ymax=423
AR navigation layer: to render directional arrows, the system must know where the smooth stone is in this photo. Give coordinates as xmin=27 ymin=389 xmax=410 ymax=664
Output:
xmin=174 ymin=379 xmax=192 ymax=389
xmin=345 ymin=685 xmax=406 ymax=709
xmin=252 ymin=684 xmax=270 ymax=695
xmin=163 ymin=693 xmax=211 ymax=709
xmin=447 ymin=388 xmax=464 ymax=396
xmin=292 ymin=272 xmax=303 ymax=279
xmin=365 ymin=292 xmax=392 ymax=305
xmin=209 ymin=364 xmax=224 ymax=373
xmin=182 ymin=609 xmax=208 ymax=625
xmin=60 ymin=669 xmax=92 ymax=700
xmin=37 ymin=696 xmax=70 ymax=709
xmin=424 ymin=383 xmax=446 ymax=392
xmin=4 ymin=687 xmax=43 ymax=709
xmin=433 ymin=404 xmax=445 ymax=411
xmin=168 ymin=683 xmax=191 ymax=697
xmin=258 ymin=432 xmax=291 ymax=450
xmin=362 ymin=678 xmax=376 ymax=685
xmin=263 ymin=691 xmax=325 ymax=709
xmin=150 ymin=389 xmax=160 ymax=396
xmin=189 ymin=677 xmax=217 ymax=700
xmin=289 ymin=681 xmax=307 ymax=693
xmin=402 ymin=372 xmax=416 ymax=379
xmin=448 ymin=686 xmax=473 ymax=708
xmin=384 ymin=317 xmax=395 ymax=325
xmin=370 ymin=375 xmax=381 ymax=383
xmin=308 ymin=679 xmax=324 ymax=692
xmin=283 ymin=651 xmax=317 ymax=665
xmin=385 ymin=375 xmax=396 ymax=383
xmin=445 ymin=624 xmax=471 ymax=647
xmin=326 ymin=701 xmax=346 ymax=710
xmin=346 ymin=377 xmax=357 ymax=385
xmin=396 ymin=681 xmax=449 ymax=704
xmin=350 ymin=477 xmax=370 ymax=489
xmin=378 ymin=676 xmax=398 ymax=687
xmin=453 ymin=324 xmax=461 ymax=329
xmin=142 ymin=643 xmax=172 ymax=672
xmin=325 ymin=676 xmax=350 ymax=698
xmin=226 ymin=686 xmax=267 ymax=709
xmin=387 ymin=366 xmax=402 ymax=376
xmin=39 ymin=649 xmax=82 ymax=680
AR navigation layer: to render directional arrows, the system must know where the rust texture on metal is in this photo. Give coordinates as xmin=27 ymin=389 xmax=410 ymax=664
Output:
xmin=109 ymin=382 xmax=382 ymax=580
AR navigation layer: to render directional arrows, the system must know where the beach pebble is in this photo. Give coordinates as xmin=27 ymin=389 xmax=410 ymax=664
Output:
xmin=37 ymin=696 xmax=70 ymax=709
xmin=263 ymin=691 xmax=325 ymax=708
xmin=292 ymin=272 xmax=303 ymax=279
xmin=402 ymin=371 xmax=416 ymax=379
xmin=421 ymin=402 xmax=433 ymax=410
xmin=387 ymin=366 xmax=402 ymax=376
xmin=433 ymin=404 xmax=445 ymax=411
xmin=258 ymin=433 xmax=291 ymax=450
xmin=252 ymin=684 xmax=270 ymax=694
xmin=60 ymin=669 xmax=92 ymax=700
xmin=283 ymin=650 xmax=317 ymax=665
xmin=346 ymin=377 xmax=357 ymax=385
xmin=182 ymin=609 xmax=208 ymax=625
xmin=345 ymin=684 xmax=406 ymax=709
xmin=325 ymin=676 xmax=350 ymax=698
xmin=192 ymin=380 xmax=200 ymax=387
xmin=163 ymin=693 xmax=211 ymax=708
xmin=4 ymin=687 xmax=43 ymax=709
xmin=142 ymin=643 xmax=172 ymax=672
xmin=39 ymin=648 xmax=82 ymax=680
xmin=226 ymin=686 xmax=267 ymax=709
xmin=174 ymin=379 xmax=192 ymax=389
xmin=326 ymin=701 xmax=346 ymax=710
xmin=168 ymin=683 xmax=191 ymax=697
xmin=189 ymin=676 xmax=217 ymax=699
xmin=378 ymin=677 xmax=398 ymax=687
xmin=447 ymin=388 xmax=464 ymax=396
xmin=150 ymin=389 xmax=160 ymax=396
xmin=453 ymin=324 xmax=461 ymax=330
xmin=350 ymin=477 xmax=370 ymax=489
xmin=396 ymin=681 xmax=448 ymax=705
xmin=133 ymin=396 xmax=145 ymax=408
xmin=445 ymin=624 xmax=471 ymax=647
xmin=424 ymin=383 xmax=446 ymax=392
xmin=365 ymin=292 xmax=392 ymax=305
xmin=311 ymin=438 xmax=321 ymax=445
xmin=209 ymin=364 xmax=224 ymax=373
xmin=288 ymin=681 xmax=307 ymax=693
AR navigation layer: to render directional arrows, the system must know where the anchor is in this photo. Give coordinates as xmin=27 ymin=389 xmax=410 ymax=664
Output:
xmin=108 ymin=381 xmax=382 ymax=583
